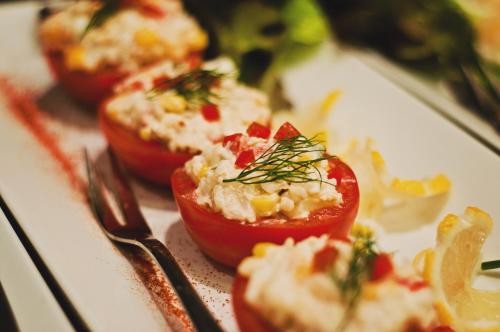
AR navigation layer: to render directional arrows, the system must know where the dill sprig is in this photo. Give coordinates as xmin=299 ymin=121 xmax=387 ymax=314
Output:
xmin=331 ymin=234 xmax=378 ymax=331
xmin=82 ymin=0 xmax=120 ymax=38
xmin=146 ymin=69 xmax=225 ymax=104
xmin=223 ymin=134 xmax=334 ymax=185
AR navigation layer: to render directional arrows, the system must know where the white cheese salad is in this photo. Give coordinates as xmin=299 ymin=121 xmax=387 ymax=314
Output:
xmin=185 ymin=122 xmax=343 ymax=222
xmin=39 ymin=0 xmax=207 ymax=72
xmin=105 ymin=58 xmax=271 ymax=154
xmin=238 ymin=230 xmax=437 ymax=332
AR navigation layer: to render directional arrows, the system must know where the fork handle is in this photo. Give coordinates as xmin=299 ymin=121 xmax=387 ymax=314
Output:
xmin=140 ymin=238 xmax=224 ymax=332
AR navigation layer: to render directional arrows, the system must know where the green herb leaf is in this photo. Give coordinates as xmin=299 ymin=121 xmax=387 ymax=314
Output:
xmin=223 ymin=134 xmax=334 ymax=185
xmin=82 ymin=0 xmax=120 ymax=38
xmin=146 ymin=69 xmax=226 ymax=104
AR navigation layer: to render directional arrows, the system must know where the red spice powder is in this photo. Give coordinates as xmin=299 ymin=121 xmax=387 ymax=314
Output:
xmin=0 ymin=76 xmax=195 ymax=331
xmin=0 ymin=77 xmax=85 ymax=194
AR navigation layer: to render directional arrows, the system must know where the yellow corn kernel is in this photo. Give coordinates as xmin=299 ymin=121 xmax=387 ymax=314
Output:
xmin=422 ymin=250 xmax=435 ymax=283
xmin=158 ymin=93 xmax=187 ymax=113
xmin=428 ymin=174 xmax=451 ymax=195
xmin=320 ymin=89 xmax=342 ymax=115
xmin=197 ymin=164 xmax=209 ymax=179
xmin=294 ymin=264 xmax=311 ymax=280
xmin=371 ymin=150 xmax=385 ymax=173
xmin=139 ymin=127 xmax=152 ymax=141
xmin=251 ymin=194 xmax=279 ymax=217
xmin=351 ymin=224 xmax=374 ymax=238
xmin=134 ymin=28 xmax=159 ymax=48
xmin=190 ymin=29 xmax=208 ymax=50
xmin=362 ymin=283 xmax=379 ymax=300
xmin=64 ymin=46 xmax=86 ymax=71
xmin=252 ymin=242 xmax=276 ymax=257
xmin=391 ymin=178 xmax=426 ymax=196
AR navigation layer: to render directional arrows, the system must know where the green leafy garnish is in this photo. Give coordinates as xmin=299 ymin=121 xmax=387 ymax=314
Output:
xmin=146 ymin=69 xmax=226 ymax=104
xmin=330 ymin=233 xmax=378 ymax=331
xmin=223 ymin=134 xmax=333 ymax=185
xmin=82 ymin=0 xmax=120 ymax=38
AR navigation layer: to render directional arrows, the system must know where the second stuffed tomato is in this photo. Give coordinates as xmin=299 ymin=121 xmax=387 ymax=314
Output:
xmin=172 ymin=122 xmax=359 ymax=267
xmin=100 ymin=58 xmax=271 ymax=185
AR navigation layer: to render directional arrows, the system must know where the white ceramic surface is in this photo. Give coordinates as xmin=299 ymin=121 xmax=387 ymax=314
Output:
xmin=0 ymin=2 xmax=498 ymax=332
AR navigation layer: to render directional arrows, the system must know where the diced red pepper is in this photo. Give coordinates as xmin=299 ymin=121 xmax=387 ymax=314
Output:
xmin=312 ymin=246 xmax=338 ymax=273
xmin=223 ymin=133 xmax=243 ymax=154
xmin=370 ymin=253 xmax=393 ymax=281
xmin=129 ymin=81 xmax=144 ymax=91
xmin=273 ymin=122 xmax=301 ymax=141
xmin=396 ymin=278 xmax=428 ymax=292
xmin=201 ymin=104 xmax=220 ymax=122
xmin=246 ymin=122 xmax=271 ymax=139
xmin=235 ymin=149 xmax=255 ymax=168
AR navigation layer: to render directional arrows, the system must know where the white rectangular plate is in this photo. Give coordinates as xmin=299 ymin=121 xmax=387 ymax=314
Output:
xmin=0 ymin=2 xmax=499 ymax=331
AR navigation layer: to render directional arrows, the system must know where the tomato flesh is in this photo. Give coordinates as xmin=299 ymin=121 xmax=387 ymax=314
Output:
xmin=171 ymin=157 xmax=359 ymax=267
xmin=99 ymin=101 xmax=194 ymax=185
xmin=273 ymin=122 xmax=300 ymax=141
xmin=235 ymin=149 xmax=256 ymax=168
xmin=223 ymin=133 xmax=243 ymax=154
xmin=247 ymin=122 xmax=271 ymax=139
xmin=201 ymin=104 xmax=220 ymax=122
xmin=312 ymin=245 xmax=339 ymax=273
xmin=370 ymin=253 xmax=393 ymax=281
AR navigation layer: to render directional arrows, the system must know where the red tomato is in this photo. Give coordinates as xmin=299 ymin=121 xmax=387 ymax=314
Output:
xmin=223 ymin=133 xmax=243 ymax=153
xmin=99 ymin=101 xmax=194 ymax=185
xmin=396 ymin=278 xmax=428 ymax=292
xmin=171 ymin=157 xmax=359 ymax=267
xmin=233 ymin=275 xmax=277 ymax=332
xmin=273 ymin=122 xmax=300 ymax=141
xmin=45 ymin=51 xmax=128 ymax=106
xmin=247 ymin=122 xmax=271 ymax=139
xmin=201 ymin=104 xmax=220 ymax=122
xmin=44 ymin=51 xmax=201 ymax=106
xmin=370 ymin=253 xmax=393 ymax=281
xmin=312 ymin=245 xmax=339 ymax=273
xmin=235 ymin=150 xmax=256 ymax=168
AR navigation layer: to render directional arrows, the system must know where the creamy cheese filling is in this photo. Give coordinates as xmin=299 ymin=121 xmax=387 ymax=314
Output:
xmin=106 ymin=58 xmax=271 ymax=154
xmin=185 ymin=131 xmax=342 ymax=222
xmin=39 ymin=1 xmax=206 ymax=72
xmin=238 ymin=236 xmax=437 ymax=332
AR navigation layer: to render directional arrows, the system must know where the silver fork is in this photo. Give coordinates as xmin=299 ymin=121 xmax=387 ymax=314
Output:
xmin=84 ymin=148 xmax=223 ymax=332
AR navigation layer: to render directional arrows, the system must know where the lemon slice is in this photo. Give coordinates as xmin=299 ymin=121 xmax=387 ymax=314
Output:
xmin=420 ymin=207 xmax=500 ymax=332
xmin=340 ymin=139 xmax=451 ymax=231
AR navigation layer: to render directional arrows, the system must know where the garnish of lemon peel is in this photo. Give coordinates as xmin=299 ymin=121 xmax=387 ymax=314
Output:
xmin=416 ymin=207 xmax=500 ymax=332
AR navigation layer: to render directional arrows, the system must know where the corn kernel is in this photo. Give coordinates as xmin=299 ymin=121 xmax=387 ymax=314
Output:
xmin=391 ymin=178 xmax=426 ymax=196
xmin=252 ymin=242 xmax=276 ymax=257
xmin=139 ymin=127 xmax=152 ymax=141
xmin=320 ymin=90 xmax=342 ymax=115
xmin=158 ymin=92 xmax=187 ymax=113
xmin=64 ymin=46 xmax=87 ymax=71
xmin=422 ymin=250 xmax=435 ymax=283
xmin=197 ymin=164 xmax=209 ymax=179
xmin=190 ymin=29 xmax=208 ymax=50
xmin=251 ymin=194 xmax=279 ymax=217
xmin=134 ymin=28 xmax=159 ymax=48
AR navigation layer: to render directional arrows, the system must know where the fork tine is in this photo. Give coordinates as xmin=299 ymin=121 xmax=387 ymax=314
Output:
xmin=84 ymin=149 xmax=124 ymax=236
xmin=106 ymin=148 xmax=151 ymax=234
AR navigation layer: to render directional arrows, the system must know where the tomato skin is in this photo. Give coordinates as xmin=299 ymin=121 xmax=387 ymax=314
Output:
xmin=235 ymin=149 xmax=256 ymax=168
xmin=247 ymin=122 xmax=271 ymax=139
xmin=273 ymin=122 xmax=300 ymax=141
xmin=201 ymin=104 xmax=220 ymax=122
xmin=370 ymin=253 xmax=393 ymax=281
xmin=171 ymin=157 xmax=359 ymax=267
xmin=233 ymin=275 xmax=277 ymax=332
xmin=45 ymin=51 xmax=128 ymax=106
xmin=99 ymin=101 xmax=194 ymax=185
xmin=45 ymin=51 xmax=202 ymax=106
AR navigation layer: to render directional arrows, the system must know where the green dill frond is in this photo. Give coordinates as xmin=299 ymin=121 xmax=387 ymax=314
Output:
xmin=146 ymin=69 xmax=225 ymax=104
xmin=223 ymin=134 xmax=334 ymax=185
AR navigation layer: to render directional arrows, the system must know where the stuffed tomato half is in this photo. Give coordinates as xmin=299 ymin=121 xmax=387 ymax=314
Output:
xmin=39 ymin=0 xmax=206 ymax=105
xmin=233 ymin=232 xmax=451 ymax=332
xmin=171 ymin=122 xmax=360 ymax=267
xmin=100 ymin=58 xmax=271 ymax=185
